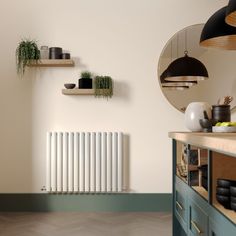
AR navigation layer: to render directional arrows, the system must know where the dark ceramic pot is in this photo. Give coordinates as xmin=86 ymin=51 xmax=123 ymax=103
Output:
xmin=61 ymin=53 xmax=70 ymax=59
xmin=212 ymin=105 xmax=231 ymax=122
xmin=49 ymin=47 xmax=62 ymax=59
xmin=79 ymin=78 xmax=92 ymax=89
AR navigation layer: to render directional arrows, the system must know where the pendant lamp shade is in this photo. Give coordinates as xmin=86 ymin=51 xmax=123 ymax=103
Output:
xmin=226 ymin=0 xmax=236 ymax=27
xmin=160 ymin=69 xmax=197 ymax=87
xmin=200 ymin=7 xmax=236 ymax=49
xmin=163 ymin=53 xmax=208 ymax=82
xmin=162 ymin=86 xmax=189 ymax=91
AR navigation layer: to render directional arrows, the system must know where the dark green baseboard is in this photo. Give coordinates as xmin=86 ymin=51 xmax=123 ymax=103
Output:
xmin=0 ymin=193 xmax=171 ymax=212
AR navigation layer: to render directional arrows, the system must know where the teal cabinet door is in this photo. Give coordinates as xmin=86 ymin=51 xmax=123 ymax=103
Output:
xmin=175 ymin=187 xmax=188 ymax=232
xmin=175 ymin=177 xmax=189 ymax=233
xmin=188 ymin=200 xmax=208 ymax=236
xmin=209 ymin=219 xmax=222 ymax=236
xmin=209 ymin=217 xmax=236 ymax=236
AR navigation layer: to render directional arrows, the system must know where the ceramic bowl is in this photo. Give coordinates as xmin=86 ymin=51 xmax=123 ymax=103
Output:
xmin=216 ymin=194 xmax=231 ymax=209
xmin=217 ymin=179 xmax=235 ymax=188
xmin=231 ymin=196 xmax=236 ymax=203
xmin=64 ymin=83 xmax=76 ymax=89
xmin=216 ymin=194 xmax=230 ymax=202
xmin=216 ymin=187 xmax=230 ymax=195
xmin=230 ymin=186 xmax=236 ymax=196
xmin=231 ymin=202 xmax=236 ymax=211
xmin=199 ymin=119 xmax=212 ymax=128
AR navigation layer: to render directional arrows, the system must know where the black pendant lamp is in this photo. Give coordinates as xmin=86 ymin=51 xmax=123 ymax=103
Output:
xmin=164 ymin=51 xmax=209 ymax=82
xmin=200 ymin=7 xmax=236 ymax=49
xmin=160 ymin=69 xmax=197 ymax=87
xmin=226 ymin=0 xmax=236 ymax=27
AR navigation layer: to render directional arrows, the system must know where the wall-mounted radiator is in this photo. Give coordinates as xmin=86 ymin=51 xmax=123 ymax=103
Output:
xmin=46 ymin=132 xmax=123 ymax=193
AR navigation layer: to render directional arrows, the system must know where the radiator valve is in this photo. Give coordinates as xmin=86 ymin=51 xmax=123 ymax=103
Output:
xmin=41 ymin=186 xmax=46 ymax=191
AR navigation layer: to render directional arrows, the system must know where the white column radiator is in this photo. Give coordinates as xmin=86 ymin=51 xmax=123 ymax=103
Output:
xmin=46 ymin=132 xmax=123 ymax=193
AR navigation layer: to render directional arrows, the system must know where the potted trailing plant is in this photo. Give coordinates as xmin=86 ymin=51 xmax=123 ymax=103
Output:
xmin=94 ymin=75 xmax=113 ymax=98
xmin=16 ymin=39 xmax=40 ymax=76
xmin=79 ymin=71 xmax=93 ymax=89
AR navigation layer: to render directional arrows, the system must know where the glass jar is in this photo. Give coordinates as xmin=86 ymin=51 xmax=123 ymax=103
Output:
xmin=40 ymin=46 xmax=49 ymax=59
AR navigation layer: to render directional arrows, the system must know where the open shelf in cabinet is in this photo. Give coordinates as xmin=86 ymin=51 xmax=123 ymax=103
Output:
xmin=214 ymin=203 xmax=236 ymax=224
xmin=28 ymin=59 xmax=74 ymax=67
xmin=176 ymin=141 xmax=188 ymax=184
xmin=188 ymin=145 xmax=209 ymax=201
xmin=212 ymin=151 xmax=236 ymax=224
xmin=192 ymin=186 xmax=208 ymax=200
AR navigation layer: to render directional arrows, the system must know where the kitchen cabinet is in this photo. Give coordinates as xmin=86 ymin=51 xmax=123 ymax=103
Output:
xmin=170 ymin=132 xmax=236 ymax=236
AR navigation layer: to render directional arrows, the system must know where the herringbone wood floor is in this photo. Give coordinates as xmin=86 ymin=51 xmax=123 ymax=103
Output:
xmin=0 ymin=212 xmax=172 ymax=236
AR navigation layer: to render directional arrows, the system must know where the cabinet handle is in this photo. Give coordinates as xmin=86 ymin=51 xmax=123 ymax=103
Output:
xmin=176 ymin=201 xmax=183 ymax=210
xmin=191 ymin=220 xmax=202 ymax=234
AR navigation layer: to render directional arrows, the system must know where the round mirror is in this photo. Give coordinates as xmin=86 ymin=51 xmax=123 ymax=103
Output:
xmin=158 ymin=24 xmax=236 ymax=113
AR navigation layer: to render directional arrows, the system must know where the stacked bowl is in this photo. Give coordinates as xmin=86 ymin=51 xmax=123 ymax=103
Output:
xmin=230 ymin=186 xmax=236 ymax=211
xmin=216 ymin=179 xmax=236 ymax=209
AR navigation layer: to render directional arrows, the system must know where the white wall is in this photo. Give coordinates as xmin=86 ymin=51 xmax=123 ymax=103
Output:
xmin=0 ymin=0 xmax=227 ymax=193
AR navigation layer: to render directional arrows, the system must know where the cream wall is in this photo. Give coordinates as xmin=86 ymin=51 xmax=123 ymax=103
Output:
xmin=0 ymin=0 xmax=227 ymax=193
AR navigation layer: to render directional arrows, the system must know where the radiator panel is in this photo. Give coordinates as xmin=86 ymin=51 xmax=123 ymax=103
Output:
xmin=46 ymin=132 xmax=123 ymax=193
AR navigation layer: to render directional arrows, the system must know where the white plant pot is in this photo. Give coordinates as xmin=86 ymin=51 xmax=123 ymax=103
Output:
xmin=184 ymin=102 xmax=212 ymax=132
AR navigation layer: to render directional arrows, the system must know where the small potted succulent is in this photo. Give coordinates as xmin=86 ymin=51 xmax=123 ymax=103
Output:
xmin=94 ymin=75 xmax=113 ymax=98
xmin=16 ymin=39 xmax=40 ymax=77
xmin=79 ymin=71 xmax=93 ymax=89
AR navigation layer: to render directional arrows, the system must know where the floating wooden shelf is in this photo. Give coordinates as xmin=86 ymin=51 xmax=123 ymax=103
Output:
xmin=28 ymin=59 xmax=74 ymax=67
xmin=62 ymin=89 xmax=94 ymax=95
xmin=62 ymin=88 xmax=111 ymax=95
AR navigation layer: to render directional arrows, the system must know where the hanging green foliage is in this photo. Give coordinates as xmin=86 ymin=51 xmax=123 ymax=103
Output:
xmin=94 ymin=75 xmax=113 ymax=98
xmin=16 ymin=39 xmax=40 ymax=77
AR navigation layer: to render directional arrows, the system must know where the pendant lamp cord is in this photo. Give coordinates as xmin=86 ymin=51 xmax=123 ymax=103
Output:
xmin=184 ymin=29 xmax=188 ymax=56
xmin=171 ymin=39 xmax=172 ymax=62
xmin=177 ymin=33 xmax=179 ymax=59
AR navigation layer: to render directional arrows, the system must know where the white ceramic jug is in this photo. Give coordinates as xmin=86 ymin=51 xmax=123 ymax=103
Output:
xmin=185 ymin=102 xmax=212 ymax=132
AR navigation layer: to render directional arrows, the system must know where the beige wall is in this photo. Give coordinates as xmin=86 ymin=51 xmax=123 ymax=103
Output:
xmin=0 ymin=0 xmax=227 ymax=193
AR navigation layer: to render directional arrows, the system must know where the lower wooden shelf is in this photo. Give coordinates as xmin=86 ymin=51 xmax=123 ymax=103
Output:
xmin=62 ymin=88 xmax=111 ymax=95
xmin=62 ymin=89 xmax=94 ymax=95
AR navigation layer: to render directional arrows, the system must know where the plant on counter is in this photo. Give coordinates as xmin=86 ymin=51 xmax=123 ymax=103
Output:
xmin=79 ymin=71 xmax=93 ymax=89
xmin=16 ymin=39 xmax=40 ymax=77
xmin=94 ymin=75 xmax=113 ymax=98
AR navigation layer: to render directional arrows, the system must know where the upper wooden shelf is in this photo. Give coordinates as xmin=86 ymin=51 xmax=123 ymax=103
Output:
xmin=28 ymin=59 xmax=74 ymax=67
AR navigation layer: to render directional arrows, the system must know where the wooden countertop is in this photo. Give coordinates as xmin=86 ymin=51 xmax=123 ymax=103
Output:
xmin=169 ymin=132 xmax=236 ymax=157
